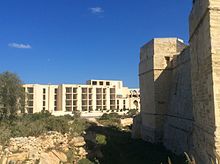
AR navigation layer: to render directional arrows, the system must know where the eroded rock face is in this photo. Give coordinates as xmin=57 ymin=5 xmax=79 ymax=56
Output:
xmin=0 ymin=131 xmax=88 ymax=164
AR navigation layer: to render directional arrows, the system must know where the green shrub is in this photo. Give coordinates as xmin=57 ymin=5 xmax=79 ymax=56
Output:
xmin=99 ymin=113 xmax=120 ymax=120
xmin=66 ymin=149 xmax=75 ymax=163
xmin=98 ymin=113 xmax=121 ymax=127
xmin=69 ymin=118 xmax=89 ymax=136
xmin=0 ymin=112 xmax=91 ymax=143
xmin=127 ymin=109 xmax=138 ymax=117
xmin=78 ymin=158 xmax=94 ymax=164
xmin=45 ymin=116 xmax=69 ymax=134
xmin=0 ymin=122 xmax=11 ymax=145
xmin=96 ymin=134 xmax=107 ymax=145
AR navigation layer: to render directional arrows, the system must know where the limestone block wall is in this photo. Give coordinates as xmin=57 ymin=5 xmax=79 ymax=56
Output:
xmin=163 ymin=47 xmax=194 ymax=154
xmin=139 ymin=38 xmax=186 ymax=143
xmin=139 ymin=40 xmax=156 ymax=142
xmin=190 ymin=0 xmax=220 ymax=163
xmin=134 ymin=0 xmax=220 ymax=163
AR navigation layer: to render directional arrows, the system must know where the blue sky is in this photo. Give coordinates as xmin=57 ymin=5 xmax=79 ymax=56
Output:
xmin=0 ymin=0 xmax=192 ymax=88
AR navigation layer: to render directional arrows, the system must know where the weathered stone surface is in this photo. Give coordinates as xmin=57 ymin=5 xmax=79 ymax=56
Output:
xmin=7 ymin=152 xmax=28 ymax=162
xmin=135 ymin=0 xmax=220 ymax=163
xmin=120 ymin=118 xmax=133 ymax=127
xmin=51 ymin=150 xmax=67 ymax=162
xmin=132 ymin=114 xmax=142 ymax=139
xmin=1 ymin=132 xmax=88 ymax=164
xmin=39 ymin=152 xmax=60 ymax=164
xmin=69 ymin=136 xmax=86 ymax=147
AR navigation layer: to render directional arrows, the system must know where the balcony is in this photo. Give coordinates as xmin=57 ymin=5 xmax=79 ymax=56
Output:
xmin=110 ymin=88 xmax=115 ymax=94
xmin=66 ymin=87 xmax=72 ymax=93
xmin=73 ymin=88 xmax=77 ymax=93
xmin=82 ymin=100 xmax=87 ymax=106
xmin=96 ymin=88 xmax=102 ymax=94
xmin=73 ymin=94 xmax=77 ymax=99
xmin=66 ymin=107 xmax=72 ymax=112
xmin=110 ymin=95 xmax=115 ymax=100
xmin=82 ymin=88 xmax=87 ymax=94
xmin=82 ymin=107 xmax=87 ymax=111
xmin=82 ymin=94 xmax=88 ymax=100
xmin=73 ymin=100 xmax=77 ymax=106
xmin=66 ymin=100 xmax=72 ymax=106
xmin=96 ymin=100 xmax=102 ymax=106
xmin=96 ymin=95 xmax=102 ymax=100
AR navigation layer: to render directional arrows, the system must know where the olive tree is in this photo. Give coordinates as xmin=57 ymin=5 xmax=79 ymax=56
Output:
xmin=0 ymin=71 xmax=25 ymax=119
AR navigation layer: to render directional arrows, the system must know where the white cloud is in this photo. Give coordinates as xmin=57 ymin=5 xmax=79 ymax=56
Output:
xmin=8 ymin=43 xmax=32 ymax=49
xmin=89 ymin=7 xmax=104 ymax=14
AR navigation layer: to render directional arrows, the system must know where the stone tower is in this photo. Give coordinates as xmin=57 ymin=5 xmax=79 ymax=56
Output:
xmin=139 ymin=38 xmax=186 ymax=143
xmin=190 ymin=0 xmax=220 ymax=163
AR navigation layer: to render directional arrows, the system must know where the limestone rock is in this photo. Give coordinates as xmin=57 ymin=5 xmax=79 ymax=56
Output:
xmin=70 ymin=137 xmax=86 ymax=147
xmin=7 ymin=152 xmax=28 ymax=162
xmin=51 ymin=150 xmax=67 ymax=162
xmin=39 ymin=152 xmax=60 ymax=164
xmin=78 ymin=147 xmax=87 ymax=157
xmin=120 ymin=118 xmax=133 ymax=127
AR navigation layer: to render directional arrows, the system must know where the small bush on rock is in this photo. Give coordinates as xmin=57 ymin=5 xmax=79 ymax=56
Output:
xmin=96 ymin=134 xmax=107 ymax=145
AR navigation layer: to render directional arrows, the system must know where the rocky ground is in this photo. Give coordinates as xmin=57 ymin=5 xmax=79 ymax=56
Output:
xmin=0 ymin=131 xmax=87 ymax=164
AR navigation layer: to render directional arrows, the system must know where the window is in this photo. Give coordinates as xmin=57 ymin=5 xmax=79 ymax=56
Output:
xmin=66 ymin=107 xmax=72 ymax=112
xmin=66 ymin=87 xmax=72 ymax=93
xmin=55 ymin=89 xmax=58 ymax=94
xmin=73 ymin=88 xmax=77 ymax=93
xmin=73 ymin=107 xmax=77 ymax=111
xmin=27 ymin=87 xmax=33 ymax=93
xmin=43 ymin=95 xmax=46 ymax=100
xmin=28 ymin=101 xmax=33 ymax=106
xmin=66 ymin=94 xmax=72 ymax=100
xmin=106 ymin=82 xmax=110 ymax=86
xmin=73 ymin=94 xmax=77 ymax=99
xmin=66 ymin=100 xmax=72 ymax=106
xmin=82 ymin=88 xmax=87 ymax=93
xmin=96 ymin=88 xmax=101 ymax=93
xmin=43 ymin=101 xmax=46 ymax=106
xmin=73 ymin=100 xmax=77 ymax=106
xmin=43 ymin=88 xmax=46 ymax=94
xmin=28 ymin=108 xmax=33 ymax=114
xmin=92 ymin=81 xmax=97 ymax=85
xmin=99 ymin=81 xmax=104 ymax=85
xmin=54 ymin=107 xmax=57 ymax=111
xmin=28 ymin=94 xmax=33 ymax=100
xmin=110 ymin=88 xmax=115 ymax=93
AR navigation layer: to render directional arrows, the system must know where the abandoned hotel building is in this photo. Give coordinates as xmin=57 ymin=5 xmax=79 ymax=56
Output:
xmin=132 ymin=0 xmax=220 ymax=163
xmin=23 ymin=80 xmax=140 ymax=116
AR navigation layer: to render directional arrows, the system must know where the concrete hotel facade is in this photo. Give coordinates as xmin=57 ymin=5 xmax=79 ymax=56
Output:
xmin=23 ymin=80 xmax=140 ymax=116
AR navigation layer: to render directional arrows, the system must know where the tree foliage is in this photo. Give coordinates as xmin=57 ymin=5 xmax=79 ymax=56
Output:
xmin=0 ymin=71 xmax=25 ymax=119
